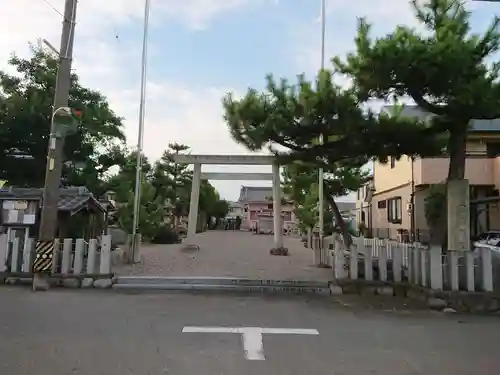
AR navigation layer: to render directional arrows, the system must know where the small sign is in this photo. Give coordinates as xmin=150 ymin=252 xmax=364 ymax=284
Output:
xmin=7 ymin=209 xmax=19 ymax=223
xmin=13 ymin=200 xmax=27 ymax=210
xmin=23 ymin=214 xmax=36 ymax=225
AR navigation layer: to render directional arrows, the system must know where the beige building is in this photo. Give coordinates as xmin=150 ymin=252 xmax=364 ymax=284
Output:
xmin=356 ymin=106 xmax=500 ymax=243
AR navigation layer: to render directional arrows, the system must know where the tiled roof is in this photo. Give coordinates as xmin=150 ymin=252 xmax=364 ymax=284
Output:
xmin=238 ymin=186 xmax=274 ymax=202
xmin=0 ymin=186 xmax=105 ymax=212
xmin=336 ymin=201 xmax=355 ymax=213
xmin=381 ymin=105 xmax=500 ymax=132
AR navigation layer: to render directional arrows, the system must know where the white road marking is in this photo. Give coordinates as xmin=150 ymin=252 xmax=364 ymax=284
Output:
xmin=182 ymin=326 xmax=319 ymax=360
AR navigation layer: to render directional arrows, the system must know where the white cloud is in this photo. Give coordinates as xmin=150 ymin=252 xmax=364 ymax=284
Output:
xmin=293 ymin=0 xmax=493 ymax=79
xmin=0 ymin=0 xmax=277 ymax=200
xmin=291 ymin=0 xmax=418 ymax=81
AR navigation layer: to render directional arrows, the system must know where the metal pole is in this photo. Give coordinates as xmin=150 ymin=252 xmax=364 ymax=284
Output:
xmin=318 ymin=0 xmax=326 ymax=257
xmin=131 ymin=0 xmax=151 ymax=262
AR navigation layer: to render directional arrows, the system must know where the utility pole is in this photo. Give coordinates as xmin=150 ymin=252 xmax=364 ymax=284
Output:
xmin=317 ymin=0 xmax=326 ymax=264
xmin=130 ymin=0 xmax=151 ymax=263
xmin=33 ymin=0 xmax=78 ymax=290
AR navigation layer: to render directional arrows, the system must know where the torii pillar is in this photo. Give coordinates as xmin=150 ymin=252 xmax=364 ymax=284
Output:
xmin=186 ymin=163 xmax=202 ymax=240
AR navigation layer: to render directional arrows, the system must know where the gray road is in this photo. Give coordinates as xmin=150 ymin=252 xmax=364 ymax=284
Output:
xmin=0 ymin=287 xmax=499 ymax=375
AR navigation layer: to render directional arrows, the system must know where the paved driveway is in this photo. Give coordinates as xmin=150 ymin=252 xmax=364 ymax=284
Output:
xmin=114 ymin=230 xmax=331 ymax=281
xmin=1 ymin=287 xmax=499 ymax=375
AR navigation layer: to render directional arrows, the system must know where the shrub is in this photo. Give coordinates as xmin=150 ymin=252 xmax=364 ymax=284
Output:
xmin=151 ymin=226 xmax=180 ymax=244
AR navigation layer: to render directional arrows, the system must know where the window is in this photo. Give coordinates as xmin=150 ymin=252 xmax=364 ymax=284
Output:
xmin=387 ymin=197 xmax=402 ymax=224
xmin=357 ymin=189 xmax=360 ymax=200
xmin=487 ymin=142 xmax=500 ymax=157
xmin=377 ymin=200 xmax=386 ymax=209
xmin=390 ymin=157 xmax=396 ymax=169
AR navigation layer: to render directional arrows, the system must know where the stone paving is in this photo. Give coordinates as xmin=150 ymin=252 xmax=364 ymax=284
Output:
xmin=114 ymin=230 xmax=332 ymax=281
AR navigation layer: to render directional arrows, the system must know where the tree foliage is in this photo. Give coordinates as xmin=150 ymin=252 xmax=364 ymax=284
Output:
xmin=0 ymin=43 xmax=228 ymax=242
xmin=0 ymin=44 xmax=126 ymax=194
xmin=224 ymin=72 xmax=442 ymax=167
xmin=222 ymin=71 xmax=428 ymax=245
xmin=108 ymin=146 xmax=228 ymax=237
xmin=333 ymin=0 xmax=500 ymax=180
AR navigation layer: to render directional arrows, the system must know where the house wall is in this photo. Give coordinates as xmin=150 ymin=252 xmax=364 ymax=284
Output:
xmin=373 ymin=157 xmax=413 ymax=193
xmin=241 ymin=202 xmax=295 ymax=230
xmin=416 ymin=157 xmax=494 ymax=185
xmin=374 ymin=155 xmax=495 ymax=190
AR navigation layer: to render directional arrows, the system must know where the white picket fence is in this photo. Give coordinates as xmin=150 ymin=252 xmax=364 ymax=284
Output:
xmin=0 ymin=233 xmax=112 ymax=279
xmin=329 ymin=236 xmax=497 ymax=292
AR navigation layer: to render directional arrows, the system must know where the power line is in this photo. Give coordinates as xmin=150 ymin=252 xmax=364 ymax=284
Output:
xmin=40 ymin=0 xmax=64 ymax=17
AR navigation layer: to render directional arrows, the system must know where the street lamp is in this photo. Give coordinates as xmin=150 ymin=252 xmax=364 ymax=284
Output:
xmin=130 ymin=0 xmax=151 ymax=263
xmin=42 ymin=39 xmax=60 ymax=56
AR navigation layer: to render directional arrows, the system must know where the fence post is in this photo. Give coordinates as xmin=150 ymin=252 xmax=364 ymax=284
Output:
xmin=10 ymin=238 xmax=21 ymax=273
xmin=392 ymin=242 xmax=402 ymax=282
xmin=22 ymin=238 xmax=34 ymax=273
xmin=420 ymin=248 xmax=428 ymax=288
xmin=0 ymin=233 xmax=8 ymax=273
xmin=334 ymin=238 xmax=346 ymax=279
xmin=99 ymin=235 xmax=112 ymax=274
xmin=414 ymin=244 xmax=422 ymax=285
xmin=51 ymin=239 xmax=60 ymax=275
xmin=378 ymin=240 xmax=388 ymax=282
xmin=73 ymin=239 xmax=85 ymax=275
xmin=465 ymin=251 xmax=475 ymax=292
xmin=429 ymin=246 xmax=443 ymax=290
xmin=363 ymin=238 xmax=373 ymax=281
xmin=61 ymin=238 xmax=73 ymax=275
xmin=449 ymin=251 xmax=459 ymax=291
xmin=480 ymin=247 xmax=493 ymax=292
xmin=82 ymin=239 xmax=97 ymax=287
xmin=407 ymin=243 xmax=414 ymax=283
xmin=350 ymin=238 xmax=360 ymax=280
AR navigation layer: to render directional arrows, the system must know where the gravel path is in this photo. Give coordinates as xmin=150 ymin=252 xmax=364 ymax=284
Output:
xmin=113 ymin=230 xmax=332 ymax=281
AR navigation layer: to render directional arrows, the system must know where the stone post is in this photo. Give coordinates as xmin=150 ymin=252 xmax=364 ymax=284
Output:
xmin=447 ymin=179 xmax=470 ymax=251
xmin=272 ymin=163 xmax=283 ymax=249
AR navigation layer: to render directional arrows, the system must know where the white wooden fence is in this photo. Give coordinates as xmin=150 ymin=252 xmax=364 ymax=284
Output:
xmin=329 ymin=236 xmax=497 ymax=292
xmin=0 ymin=234 xmax=112 ymax=280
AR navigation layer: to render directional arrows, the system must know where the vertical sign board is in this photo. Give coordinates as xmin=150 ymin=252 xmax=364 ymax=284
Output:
xmin=447 ymin=180 xmax=470 ymax=251
xmin=182 ymin=326 xmax=319 ymax=360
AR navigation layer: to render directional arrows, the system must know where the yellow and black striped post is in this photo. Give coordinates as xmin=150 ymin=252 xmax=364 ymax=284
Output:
xmin=32 ymin=240 xmax=55 ymax=273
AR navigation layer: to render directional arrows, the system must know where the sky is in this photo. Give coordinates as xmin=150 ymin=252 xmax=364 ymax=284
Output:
xmin=0 ymin=0 xmax=497 ymax=201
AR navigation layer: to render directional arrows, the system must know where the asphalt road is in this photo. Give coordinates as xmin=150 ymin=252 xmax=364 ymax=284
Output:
xmin=0 ymin=287 xmax=499 ymax=375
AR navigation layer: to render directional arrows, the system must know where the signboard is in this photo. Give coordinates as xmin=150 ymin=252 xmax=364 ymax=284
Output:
xmin=1 ymin=200 xmax=37 ymax=225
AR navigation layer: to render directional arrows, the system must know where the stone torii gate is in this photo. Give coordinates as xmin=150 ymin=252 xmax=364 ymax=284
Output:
xmin=172 ymin=154 xmax=283 ymax=249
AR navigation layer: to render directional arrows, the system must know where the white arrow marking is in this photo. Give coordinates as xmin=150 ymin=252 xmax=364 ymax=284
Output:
xmin=182 ymin=326 xmax=319 ymax=360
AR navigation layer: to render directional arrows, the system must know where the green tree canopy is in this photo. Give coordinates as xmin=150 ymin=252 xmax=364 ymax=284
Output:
xmin=222 ymin=71 xmax=430 ymax=245
xmin=333 ymin=0 xmax=500 ymax=180
xmin=223 ymin=72 xmax=442 ymax=167
xmin=0 ymin=44 xmax=126 ymax=194
xmin=151 ymin=143 xmax=192 ymax=217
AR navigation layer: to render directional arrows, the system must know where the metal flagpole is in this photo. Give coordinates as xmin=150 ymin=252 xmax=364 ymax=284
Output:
xmin=318 ymin=0 xmax=326 ymax=261
xmin=131 ymin=0 xmax=151 ymax=262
